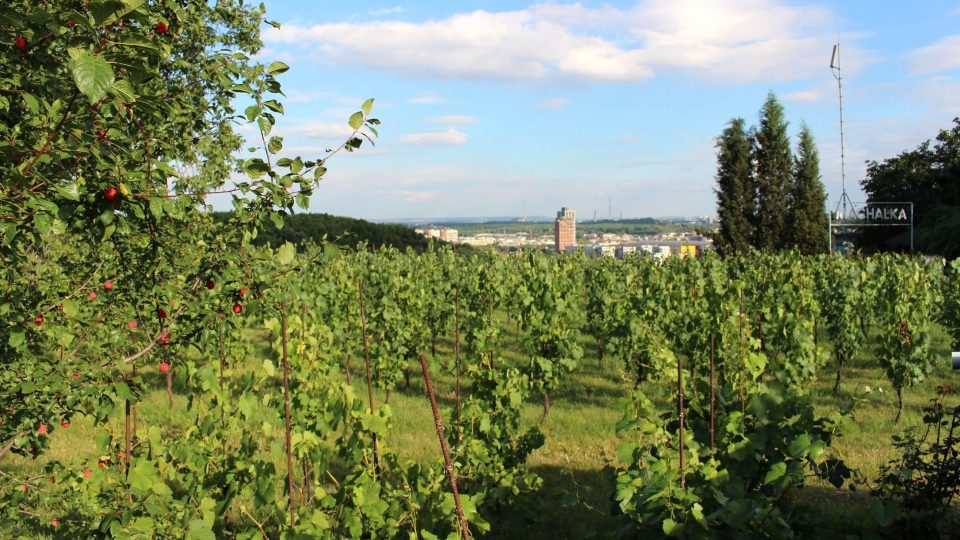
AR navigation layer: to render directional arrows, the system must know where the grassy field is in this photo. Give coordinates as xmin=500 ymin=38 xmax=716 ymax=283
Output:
xmin=3 ymin=318 xmax=957 ymax=539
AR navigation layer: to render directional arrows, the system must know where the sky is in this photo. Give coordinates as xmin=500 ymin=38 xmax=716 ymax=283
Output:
xmin=223 ymin=1 xmax=960 ymax=221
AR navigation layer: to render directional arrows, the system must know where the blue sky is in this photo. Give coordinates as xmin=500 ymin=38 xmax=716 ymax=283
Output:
xmin=230 ymin=1 xmax=960 ymax=221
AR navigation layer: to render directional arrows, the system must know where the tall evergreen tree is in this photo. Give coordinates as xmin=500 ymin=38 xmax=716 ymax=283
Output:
xmin=753 ymin=93 xmax=794 ymax=250
xmin=789 ymin=124 xmax=829 ymax=254
xmin=714 ymin=117 xmax=756 ymax=256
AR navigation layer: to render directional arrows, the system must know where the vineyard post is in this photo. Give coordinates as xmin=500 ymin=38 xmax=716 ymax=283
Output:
xmin=358 ymin=279 xmax=381 ymax=474
xmin=455 ymin=291 xmax=462 ymax=429
xmin=280 ymin=306 xmax=297 ymax=527
xmin=678 ymin=353 xmax=686 ymax=488
xmin=298 ymin=303 xmax=314 ymax=505
xmin=710 ymin=333 xmax=716 ymax=454
xmin=418 ymin=354 xmax=472 ymax=540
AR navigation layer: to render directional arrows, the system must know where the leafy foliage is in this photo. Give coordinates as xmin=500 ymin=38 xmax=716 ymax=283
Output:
xmin=871 ymin=385 xmax=960 ymax=537
xmin=861 ymin=118 xmax=960 ymax=258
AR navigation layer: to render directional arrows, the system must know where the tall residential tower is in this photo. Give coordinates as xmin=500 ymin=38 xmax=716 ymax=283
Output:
xmin=554 ymin=207 xmax=576 ymax=252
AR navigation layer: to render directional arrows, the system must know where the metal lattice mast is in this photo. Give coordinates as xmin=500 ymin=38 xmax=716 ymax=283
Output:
xmin=831 ymin=40 xmax=854 ymax=220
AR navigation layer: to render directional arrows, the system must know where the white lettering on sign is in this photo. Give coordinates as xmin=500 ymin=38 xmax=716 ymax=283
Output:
xmin=856 ymin=206 xmax=909 ymax=222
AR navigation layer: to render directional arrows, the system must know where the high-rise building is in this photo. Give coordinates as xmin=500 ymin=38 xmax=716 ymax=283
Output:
xmin=554 ymin=207 xmax=576 ymax=252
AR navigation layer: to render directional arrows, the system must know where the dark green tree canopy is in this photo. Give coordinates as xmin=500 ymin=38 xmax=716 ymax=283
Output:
xmin=790 ymin=124 xmax=828 ymax=254
xmin=714 ymin=117 xmax=755 ymax=256
xmin=714 ymin=94 xmax=829 ymax=255
xmin=861 ymin=118 xmax=960 ymax=258
xmin=753 ymin=92 xmax=794 ymax=251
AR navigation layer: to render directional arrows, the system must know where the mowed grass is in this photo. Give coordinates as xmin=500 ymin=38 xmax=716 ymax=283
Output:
xmin=3 ymin=317 xmax=957 ymax=539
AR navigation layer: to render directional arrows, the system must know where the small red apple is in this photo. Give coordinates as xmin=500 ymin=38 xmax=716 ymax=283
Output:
xmin=51 ymin=518 xmax=59 ymax=527
xmin=15 ymin=36 xmax=26 ymax=50
xmin=157 ymin=308 xmax=167 ymax=319
xmin=159 ymin=332 xmax=171 ymax=348
xmin=206 ymin=279 xmax=215 ymax=289
xmin=97 ymin=459 xmax=106 ymax=469
xmin=96 ymin=129 xmax=107 ymax=140
xmin=104 ymin=281 xmax=113 ymax=290
xmin=103 ymin=187 xmax=117 ymax=201
xmin=239 ymin=287 xmax=248 ymax=297
xmin=60 ymin=420 xmax=70 ymax=428
xmin=89 ymin=291 xmax=97 ymax=299
xmin=37 ymin=424 xmax=47 ymax=435
xmin=159 ymin=361 xmax=170 ymax=373
xmin=20 ymin=483 xmax=27 ymax=492
xmin=232 ymin=303 xmax=242 ymax=314
xmin=73 ymin=373 xmax=81 ymax=380
xmin=128 ymin=320 xmax=138 ymax=329
xmin=34 ymin=314 xmax=43 ymax=326
xmin=83 ymin=468 xmax=92 ymax=478
xmin=156 ymin=21 xmax=168 ymax=34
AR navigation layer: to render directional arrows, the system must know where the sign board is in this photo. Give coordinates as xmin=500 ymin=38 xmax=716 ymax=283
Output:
xmin=828 ymin=201 xmax=914 ymax=254
xmin=832 ymin=202 xmax=912 ymax=226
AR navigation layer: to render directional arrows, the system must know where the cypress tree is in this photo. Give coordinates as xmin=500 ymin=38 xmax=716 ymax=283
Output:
xmin=714 ymin=117 xmax=756 ymax=256
xmin=753 ymin=93 xmax=793 ymax=250
xmin=790 ymin=124 xmax=829 ymax=254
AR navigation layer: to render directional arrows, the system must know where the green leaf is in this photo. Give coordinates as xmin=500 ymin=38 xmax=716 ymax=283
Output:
xmin=361 ymin=98 xmax=374 ymax=116
xmin=263 ymin=100 xmax=284 ymax=114
xmin=267 ymin=136 xmax=283 ymax=154
xmin=22 ymin=93 xmax=40 ymax=113
xmin=662 ymin=518 xmax=684 ymax=536
xmin=70 ymin=51 xmax=116 ymax=104
xmin=91 ymin=0 xmax=147 ymax=26
xmin=763 ymin=461 xmax=787 ymax=485
xmin=56 ymin=182 xmax=80 ymax=201
xmin=277 ymin=242 xmax=296 ymax=265
xmin=267 ymin=61 xmax=289 ymax=75
xmin=109 ymin=79 xmax=136 ymax=103
xmin=262 ymin=359 xmax=276 ymax=377
xmin=149 ymin=197 xmax=163 ymax=219
xmin=348 ymin=111 xmax=364 ymax=130
xmin=186 ymin=520 xmax=216 ymax=540
xmin=788 ymin=434 xmax=812 ymax=458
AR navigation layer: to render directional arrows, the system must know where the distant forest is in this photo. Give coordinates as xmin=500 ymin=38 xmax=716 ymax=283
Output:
xmin=212 ymin=212 xmax=431 ymax=251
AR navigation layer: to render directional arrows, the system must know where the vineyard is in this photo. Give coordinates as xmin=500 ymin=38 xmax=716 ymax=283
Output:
xmin=4 ymin=241 xmax=960 ymax=538
xmin=3 ymin=2 xmax=960 ymax=539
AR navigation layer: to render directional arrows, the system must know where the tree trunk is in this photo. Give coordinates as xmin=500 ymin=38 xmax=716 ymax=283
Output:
xmin=833 ymin=350 xmax=844 ymax=395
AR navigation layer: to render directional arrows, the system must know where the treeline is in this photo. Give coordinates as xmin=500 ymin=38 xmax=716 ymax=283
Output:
xmin=212 ymin=212 xmax=431 ymax=251
xmin=861 ymin=118 xmax=960 ymax=259
xmin=714 ymin=92 xmax=828 ymax=256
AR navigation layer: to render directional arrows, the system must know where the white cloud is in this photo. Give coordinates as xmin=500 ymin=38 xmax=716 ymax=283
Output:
xmin=912 ymin=76 xmax=960 ymax=116
xmin=535 ymin=97 xmax=570 ymax=109
xmin=425 ymin=115 xmax=478 ymax=124
xmin=783 ymin=90 xmax=821 ymax=103
xmin=908 ymin=35 xmax=960 ymax=75
xmin=398 ymin=128 xmax=468 ymax=145
xmin=407 ymin=92 xmax=446 ymax=104
xmin=368 ymin=6 xmax=406 ymax=16
xmin=283 ymin=122 xmax=356 ymax=140
xmin=264 ymin=0 xmax=841 ymax=84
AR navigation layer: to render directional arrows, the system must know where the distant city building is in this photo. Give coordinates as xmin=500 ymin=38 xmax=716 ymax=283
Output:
xmin=554 ymin=207 xmax=576 ymax=253
xmin=414 ymin=227 xmax=459 ymax=244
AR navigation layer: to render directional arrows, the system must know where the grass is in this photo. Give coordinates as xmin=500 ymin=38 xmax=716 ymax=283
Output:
xmin=2 ymin=317 xmax=957 ymax=539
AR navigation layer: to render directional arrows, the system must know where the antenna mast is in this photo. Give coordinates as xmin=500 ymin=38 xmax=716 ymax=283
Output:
xmin=831 ymin=40 xmax=853 ymax=220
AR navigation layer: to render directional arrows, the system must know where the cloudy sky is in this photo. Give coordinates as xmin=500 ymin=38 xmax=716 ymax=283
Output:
xmin=231 ymin=1 xmax=960 ymax=221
